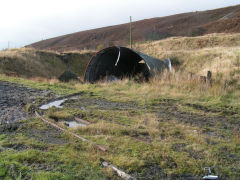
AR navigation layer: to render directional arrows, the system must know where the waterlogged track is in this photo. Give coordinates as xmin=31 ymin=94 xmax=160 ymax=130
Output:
xmin=0 ymin=81 xmax=54 ymax=124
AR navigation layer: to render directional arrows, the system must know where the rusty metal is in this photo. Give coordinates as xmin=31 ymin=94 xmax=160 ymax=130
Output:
xmin=84 ymin=46 xmax=167 ymax=83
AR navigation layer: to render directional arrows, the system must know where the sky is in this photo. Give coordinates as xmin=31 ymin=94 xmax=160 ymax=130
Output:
xmin=0 ymin=0 xmax=239 ymax=49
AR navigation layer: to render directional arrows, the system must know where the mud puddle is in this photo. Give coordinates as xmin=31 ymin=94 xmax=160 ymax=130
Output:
xmin=65 ymin=121 xmax=87 ymax=128
xmin=39 ymin=93 xmax=82 ymax=110
xmin=40 ymin=99 xmax=67 ymax=109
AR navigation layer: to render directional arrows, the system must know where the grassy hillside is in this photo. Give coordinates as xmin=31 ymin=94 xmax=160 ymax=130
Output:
xmin=0 ymin=48 xmax=94 ymax=79
xmin=27 ymin=4 xmax=240 ymax=52
xmin=135 ymin=33 xmax=240 ymax=77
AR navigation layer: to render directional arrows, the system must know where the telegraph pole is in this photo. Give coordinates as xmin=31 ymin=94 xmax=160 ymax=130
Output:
xmin=130 ymin=16 xmax=132 ymax=49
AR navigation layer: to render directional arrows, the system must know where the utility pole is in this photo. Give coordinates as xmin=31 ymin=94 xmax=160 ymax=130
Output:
xmin=130 ymin=16 xmax=132 ymax=49
xmin=8 ymin=41 xmax=10 ymax=49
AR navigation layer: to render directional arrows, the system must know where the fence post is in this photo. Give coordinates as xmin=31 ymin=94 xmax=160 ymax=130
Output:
xmin=237 ymin=56 xmax=240 ymax=70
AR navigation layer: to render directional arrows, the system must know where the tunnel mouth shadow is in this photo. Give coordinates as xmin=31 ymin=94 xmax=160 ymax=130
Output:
xmin=84 ymin=46 xmax=167 ymax=83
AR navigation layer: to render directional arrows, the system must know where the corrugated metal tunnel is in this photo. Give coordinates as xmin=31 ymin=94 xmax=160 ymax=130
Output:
xmin=84 ymin=46 xmax=168 ymax=83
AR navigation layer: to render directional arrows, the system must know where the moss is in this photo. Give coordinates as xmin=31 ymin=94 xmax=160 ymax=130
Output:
xmin=0 ymin=134 xmax=6 ymax=141
xmin=46 ymin=109 xmax=73 ymax=121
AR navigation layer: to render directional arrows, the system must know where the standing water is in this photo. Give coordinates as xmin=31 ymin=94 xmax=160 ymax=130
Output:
xmin=65 ymin=121 xmax=87 ymax=128
xmin=39 ymin=99 xmax=67 ymax=110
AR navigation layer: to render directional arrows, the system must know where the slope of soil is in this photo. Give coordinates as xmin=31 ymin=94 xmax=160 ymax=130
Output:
xmin=0 ymin=48 xmax=94 ymax=78
xmin=27 ymin=4 xmax=240 ymax=52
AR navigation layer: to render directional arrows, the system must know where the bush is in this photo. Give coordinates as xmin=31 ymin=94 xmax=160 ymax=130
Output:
xmin=169 ymin=57 xmax=181 ymax=67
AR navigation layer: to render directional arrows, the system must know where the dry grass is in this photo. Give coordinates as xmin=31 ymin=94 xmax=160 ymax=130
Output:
xmin=0 ymin=48 xmax=34 ymax=58
xmin=0 ymin=48 xmax=66 ymax=78
xmin=29 ymin=77 xmax=60 ymax=84
xmin=136 ymin=48 xmax=240 ymax=78
xmin=0 ymin=47 xmax=93 ymax=79
xmin=130 ymin=33 xmax=240 ymax=103
xmin=134 ymin=34 xmax=240 ymax=88
xmin=151 ymin=70 xmax=226 ymax=96
xmin=137 ymin=113 xmax=159 ymax=138
xmin=135 ymin=33 xmax=240 ymax=51
xmin=96 ymin=70 xmax=224 ymax=97
xmin=62 ymin=49 xmax=97 ymax=54
xmin=1 ymin=33 xmax=240 ymax=179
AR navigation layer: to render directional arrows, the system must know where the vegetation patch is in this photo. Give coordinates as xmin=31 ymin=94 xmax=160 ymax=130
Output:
xmin=0 ymin=33 xmax=240 ymax=179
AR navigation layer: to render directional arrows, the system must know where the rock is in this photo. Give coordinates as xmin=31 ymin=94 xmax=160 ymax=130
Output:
xmin=107 ymin=75 xmax=118 ymax=82
xmin=81 ymin=107 xmax=87 ymax=111
xmin=58 ymin=70 xmax=78 ymax=82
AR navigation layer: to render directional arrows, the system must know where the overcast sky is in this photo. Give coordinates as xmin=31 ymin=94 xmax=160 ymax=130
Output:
xmin=0 ymin=0 xmax=239 ymax=49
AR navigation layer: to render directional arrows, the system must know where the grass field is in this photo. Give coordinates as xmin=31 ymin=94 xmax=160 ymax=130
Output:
xmin=0 ymin=33 xmax=240 ymax=179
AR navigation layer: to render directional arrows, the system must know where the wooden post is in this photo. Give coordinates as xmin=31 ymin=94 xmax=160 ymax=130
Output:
xmin=100 ymin=158 xmax=136 ymax=180
xmin=130 ymin=16 xmax=132 ymax=49
xmin=35 ymin=111 xmax=107 ymax=152
xmin=207 ymin=71 xmax=212 ymax=86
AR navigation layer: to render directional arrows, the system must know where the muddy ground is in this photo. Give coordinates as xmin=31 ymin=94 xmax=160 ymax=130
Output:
xmin=0 ymin=81 xmax=54 ymax=124
xmin=0 ymin=81 xmax=239 ymax=179
xmin=63 ymin=94 xmax=240 ymax=140
xmin=1 ymin=80 xmax=238 ymax=138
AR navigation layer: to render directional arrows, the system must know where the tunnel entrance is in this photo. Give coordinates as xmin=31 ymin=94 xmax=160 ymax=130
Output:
xmin=84 ymin=46 xmax=167 ymax=83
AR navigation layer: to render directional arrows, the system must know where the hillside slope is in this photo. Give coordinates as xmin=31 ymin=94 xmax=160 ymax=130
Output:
xmin=2 ymin=33 xmax=240 ymax=83
xmin=28 ymin=4 xmax=240 ymax=52
xmin=0 ymin=48 xmax=94 ymax=78
xmin=135 ymin=33 xmax=240 ymax=79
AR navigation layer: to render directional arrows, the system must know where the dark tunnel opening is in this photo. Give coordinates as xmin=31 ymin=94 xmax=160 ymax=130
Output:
xmin=84 ymin=47 xmax=151 ymax=82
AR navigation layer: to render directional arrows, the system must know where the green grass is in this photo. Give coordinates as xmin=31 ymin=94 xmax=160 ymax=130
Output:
xmin=0 ymin=76 xmax=239 ymax=178
xmin=1 ymin=33 xmax=240 ymax=179
xmin=0 ymin=75 xmax=78 ymax=95
xmin=0 ymin=118 xmax=107 ymax=180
